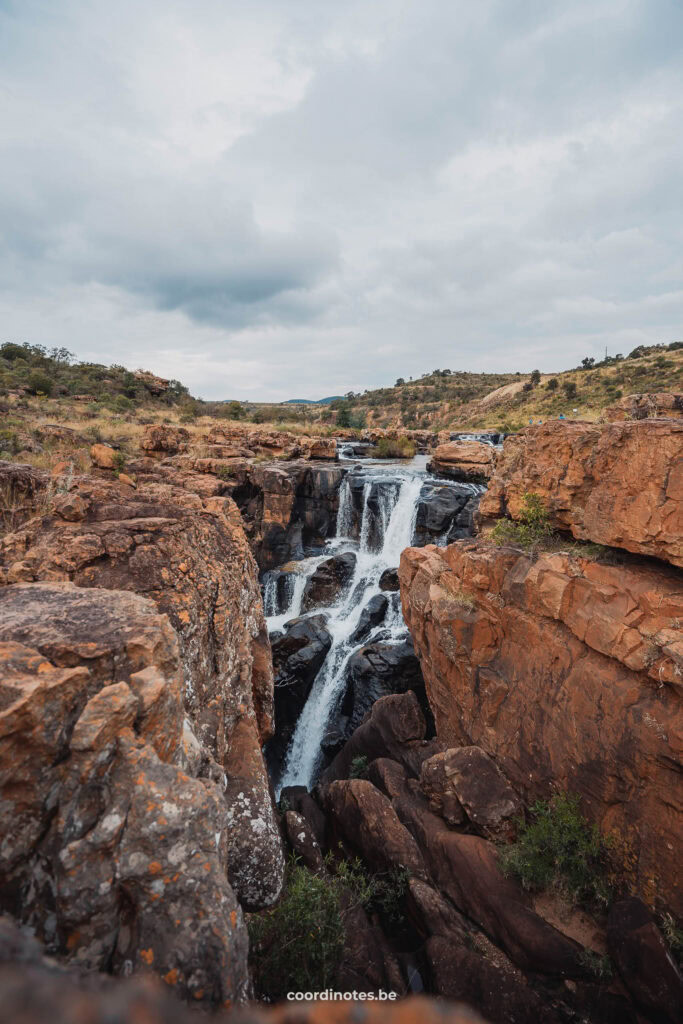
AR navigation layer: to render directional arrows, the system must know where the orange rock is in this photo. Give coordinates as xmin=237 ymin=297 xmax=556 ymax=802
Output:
xmin=399 ymin=540 xmax=683 ymax=916
xmin=118 ymin=472 xmax=136 ymax=488
xmin=604 ymin=391 xmax=683 ymax=421
xmin=89 ymin=443 xmax=117 ymax=470
xmin=428 ymin=441 xmax=497 ymax=482
xmin=479 ymin=419 xmax=683 ymax=567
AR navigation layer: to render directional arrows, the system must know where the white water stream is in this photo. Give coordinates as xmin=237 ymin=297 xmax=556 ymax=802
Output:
xmin=271 ymin=468 xmax=424 ymax=791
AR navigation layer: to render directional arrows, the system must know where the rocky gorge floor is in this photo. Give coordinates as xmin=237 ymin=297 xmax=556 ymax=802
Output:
xmin=0 ymin=398 xmax=681 ymax=1024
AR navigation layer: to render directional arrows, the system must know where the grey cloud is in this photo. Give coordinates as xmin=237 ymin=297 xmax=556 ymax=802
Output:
xmin=0 ymin=0 xmax=681 ymax=398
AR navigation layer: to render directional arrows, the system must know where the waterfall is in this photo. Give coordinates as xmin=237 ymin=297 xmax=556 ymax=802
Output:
xmin=265 ymin=555 xmax=328 ymax=634
xmin=277 ymin=470 xmax=423 ymax=791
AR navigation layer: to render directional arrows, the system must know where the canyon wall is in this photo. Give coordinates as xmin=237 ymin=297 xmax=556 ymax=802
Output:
xmin=0 ymin=467 xmax=284 ymax=1002
xmin=400 ymin=416 xmax=683 ymax=916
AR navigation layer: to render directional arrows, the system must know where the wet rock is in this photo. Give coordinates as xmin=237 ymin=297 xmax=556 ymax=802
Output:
xmin=420 ymin=747 xmax=521 ymax=838
xmin=302 ymin=552 xmax=356 ymax=609
xmin=348 ymin=593 xmax=388 ymax=645
xmin=341 ymin=638 xmax=429 ymax=737
xmin=607 ymin=898 xmax=682 ymax=1024
xmin=414 ymin=482 xmax=481 ymax=545
xmin=267 ymin=615 xmax=332 ymax=770
xmin=321 ymin=779 xmax=427 ymax=878
xmin=379 ymin=567 xmax=400 ymax=591
xmin=0 ymin=583 xmax=249 ymax=1005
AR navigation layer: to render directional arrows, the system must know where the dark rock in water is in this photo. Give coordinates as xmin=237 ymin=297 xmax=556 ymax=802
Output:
xmin=348 ymin=594 xmax=388 ymax=645
xmin=607 ymin=898 xmax=682 ymax=1024
xmin=414 ymin=482 xmax=480 ymax=546
xmin=302 ymin=552 xmax=356 ymax=610
xmin=321 ymin=726 xmax=348 ymax=761
xmin=379 ymin=567 xmax=400 ymax=591
xmin=267 ymin=615 xmax=332 ymax=770
xmin=340 ymin=638 xmax=428 ymax=737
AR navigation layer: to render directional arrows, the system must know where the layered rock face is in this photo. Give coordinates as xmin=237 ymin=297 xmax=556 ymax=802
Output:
xmin=428 ymin=441 xmax=497 ymax=483
xmin=0 ymin=473 xmax=285 ymax=994
xmin=400 ymin=521 xmax=683 ymax=915
xmin=0 ymin=583 xmax=250 ymax=1004
xmin=479 ymin=419 xmax=682 ymax=567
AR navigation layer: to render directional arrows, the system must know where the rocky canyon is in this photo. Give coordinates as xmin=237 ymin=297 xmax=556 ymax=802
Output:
xmin=0 ymin=399 xmax=681 ymax=1024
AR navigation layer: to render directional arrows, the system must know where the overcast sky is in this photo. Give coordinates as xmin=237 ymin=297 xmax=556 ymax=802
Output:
xmin=1 ymin=0 xmax=682 ymax=400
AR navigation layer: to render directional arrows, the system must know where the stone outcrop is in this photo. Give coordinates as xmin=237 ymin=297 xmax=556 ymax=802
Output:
xmin=604 ymin=392 xmax=683 ymax=421
xmin=0 ymin=474 xmax=284 ymax=913
xmin=428 ymin=441 xmax=497 ymax=483
xmin=89 ymin=443 xmax=118 ymax=469
xmin=302 ymin=552 xmax=356 ymax=609
xmin=0 ymin=462 xmax=47 ymax=535
xmin=415 ymin=481 xmax=483 ymax=546
xmin=420 ymin=747 xmax=521 ymax=839
xmin=0 ymin=583 xmax=249 ymax=1004
xmin=399 ymin=541 xmax=683 ymax=914
xmin=205 ymin=424 xmax=337 ymax=461
xmin=479 ymin=419 xmax=683 ymax=567
xmin=134 ymin=370 xmax=170 ymax=396
xmin=139 ymin=425 xmax=190 ymax=456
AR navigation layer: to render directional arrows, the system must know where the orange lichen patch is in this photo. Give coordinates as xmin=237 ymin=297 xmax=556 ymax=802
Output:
xmin=136 ymin=772 xmax=146 ymax=785
xmin=66 ymin=931 xmax=81 ymax=950
xmin=178 ymin=610 xmax=190 ymax=624
xmin=172 ymin=873 xmax=180 ymax=882
xmin=204 ymin=862 xmax=211 ymax=872
xmin=157 ymin=815 xmax=168 ymax=825
xmin=37 ymin=660 xmax=53 ymax=673
xmin=148 ymin=861 xmax=162 ymax=875
xmin=140 ymin=948 xmax=154 ymax=965
xmin=163 ymin=968 xmax=179 ymax=986
xmin=230 ymin=910 xmax=237 ymax=928
xmin=192 ymin=989 xmax=205 ymax=1000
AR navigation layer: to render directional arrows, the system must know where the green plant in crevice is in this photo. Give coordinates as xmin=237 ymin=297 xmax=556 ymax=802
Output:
xmin=349 ymin=754 xmax=369 ymax=779
xmin=499 ymin=793 xmax=613 ymax=909
xmin=490 ymin=491 xmax=553 ymax=551
xmin=578 ymin=949 xmax=613 ymax=982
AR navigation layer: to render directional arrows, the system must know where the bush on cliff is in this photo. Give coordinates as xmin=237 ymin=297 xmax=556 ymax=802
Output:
xmin=248 ymin=858 xmax=345 ymax=1000
xmin=499 ymin=793 xmax=613 ymax=909
xmin=490 ymin=492 xmax=553 ymax=550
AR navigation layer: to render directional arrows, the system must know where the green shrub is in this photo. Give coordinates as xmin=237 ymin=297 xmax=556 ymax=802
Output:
xmin=349 ymin=755 xmax=369 ymax=779
xmin=375 ymin=437 xmax=417 ymax=459
xmin=490 ymin=492 xmax=553 ymax=550
xmin=499 ymin=793 xmax=612 ymax=908
xmin=578 ymin=949 xmax=613 ymax=981
xmin=112 ymin=451 xmax=126 ymax=473
xmin=26 ymin=370 xmax=53 ymax=396
xmin=216 ymin=464 xmax=236 ymax=480
xmin=248 ymin=859 xmax=345 ymax=1001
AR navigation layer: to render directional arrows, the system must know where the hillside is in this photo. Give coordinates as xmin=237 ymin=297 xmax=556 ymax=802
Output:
xmin=333 ymin=343 xmax=683 ymax=431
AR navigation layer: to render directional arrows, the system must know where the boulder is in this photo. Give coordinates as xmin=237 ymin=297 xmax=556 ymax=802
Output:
xmin=420 ymin=747 xmax=521 ymax=838
xmin=322 ymin=691 xmax=429 ymax=783
xmin=302 ymin=552 xmax=356 ymax=609
xmin=0 ymin=583 xmax=249 ymax=1005
xmin=348 ymin=593 xmax=388 ymax=645
xmin=428 ymin=441 xmax=497 ymax=483
xmin=139 ymin=424 xmax=190 ymax=455
xmin=379 ymin=567 xmax=400 ymax=591
xmin=89 ymin=443 xmax=117 ymax=469
xmin=479 ymin=419 xmax=683 ymax=567
xmin=282 ymin=810 xmax=324 ymax=873
xmin=321 ymin=779 xmax=427 ymax=878
xmin=399 ymin=540 xmax=683 ymax=914
xmin=607 ymin=898 xmax=682 ymax=1024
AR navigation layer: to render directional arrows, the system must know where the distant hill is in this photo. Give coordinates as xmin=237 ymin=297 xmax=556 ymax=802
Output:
xmin=284 ymin=396 xmax=342 ymax=405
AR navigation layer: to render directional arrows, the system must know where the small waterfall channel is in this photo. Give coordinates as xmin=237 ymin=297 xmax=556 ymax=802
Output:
xmin=262 ymin=458 xmax=483 ymax=793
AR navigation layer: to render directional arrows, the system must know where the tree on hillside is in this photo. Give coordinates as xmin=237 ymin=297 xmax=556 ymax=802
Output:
xmin=563 ymin=381 xmax=577 ymax=399
xmin=547 ymin=377 xmax=558 ymax=390
xmin=395 ymin=378 xmax=405 ymax=386
xmin=530 ymin=369 xmax=541 ymax=386
xmin=581 ymin=357 xmax=595 ymax=369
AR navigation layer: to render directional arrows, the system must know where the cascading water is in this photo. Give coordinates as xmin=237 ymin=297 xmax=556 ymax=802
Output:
xmin=263 ymin=455 xmax=483 ymax=794
xmin=276 ymin=470 xmax=424 ymax=791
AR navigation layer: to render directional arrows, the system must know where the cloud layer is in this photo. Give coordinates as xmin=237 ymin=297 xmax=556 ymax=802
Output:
xmin=1 ymin=0 xmax=681 ymax=399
